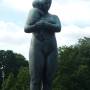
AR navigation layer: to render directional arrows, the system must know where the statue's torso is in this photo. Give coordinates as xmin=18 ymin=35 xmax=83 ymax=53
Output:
xmin=30 ymin=12 xmax=58 ymax=54
xmin=32 ymin=13 xmax=57 ymax=41
xmin=33 ymin=31 xmax=54 ymax=41
xmin=30 ymin=33 xmax=57 ymax=56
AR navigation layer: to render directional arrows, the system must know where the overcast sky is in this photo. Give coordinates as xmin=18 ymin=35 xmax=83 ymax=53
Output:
xmin=0 ymin=0 xmax=90 ymax=60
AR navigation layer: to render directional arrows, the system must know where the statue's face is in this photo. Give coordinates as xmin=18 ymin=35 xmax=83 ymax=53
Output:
xmin=32 ymin=0 xmax=52 ymax=12
xmin=42 ymin=0 xmax=52 ymax=11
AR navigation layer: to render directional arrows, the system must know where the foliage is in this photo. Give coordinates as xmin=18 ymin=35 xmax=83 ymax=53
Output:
xmin=53 ymin=37 xmax=90 ymax=90
xmin=0 ymin=37 xmax=90 ymax=90
xmin=1 ymin=67 xmax=30 ymax=90
xmin=15 ymin=67 xmax=30 ymax=90
xmin=1 ymin=73 xmax=16 ymax=90
xmin=0 ymin=50 xmax=29 ymax=88
xmin=0 ymin=50 xmax=28 ymax=76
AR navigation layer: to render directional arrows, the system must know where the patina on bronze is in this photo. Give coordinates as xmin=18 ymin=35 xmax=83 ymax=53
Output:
xmin=24 ymin=0 xmax=61 ymax=90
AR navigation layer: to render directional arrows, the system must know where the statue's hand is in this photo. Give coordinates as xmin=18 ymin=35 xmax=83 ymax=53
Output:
xmin=36 ymin=19 xmax=54 ymax=26
xmin=35 ymin=19 xmax=45 ymax=25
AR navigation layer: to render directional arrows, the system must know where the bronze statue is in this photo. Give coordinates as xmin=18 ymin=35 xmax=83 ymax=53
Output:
xmin=24 ymin=0 xmax=61 ymax=90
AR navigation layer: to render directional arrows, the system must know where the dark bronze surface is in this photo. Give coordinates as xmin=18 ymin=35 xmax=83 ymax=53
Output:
xmin=24 ymin=0 xmax=61 ymax=90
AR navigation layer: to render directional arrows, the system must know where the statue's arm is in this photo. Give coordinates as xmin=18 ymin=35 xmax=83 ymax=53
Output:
xmin=24 ymin=23 xmax=41 ymax=33
xmin=24 ymin=13 xmax=61 ymax=33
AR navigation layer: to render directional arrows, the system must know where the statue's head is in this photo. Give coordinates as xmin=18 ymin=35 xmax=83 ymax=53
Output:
xmin=32 ymin=0 xmax=52 ymax=12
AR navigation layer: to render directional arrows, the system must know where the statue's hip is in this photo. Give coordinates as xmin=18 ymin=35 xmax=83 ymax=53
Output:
xmin=29 ymin=33 xmax=57 ymax=55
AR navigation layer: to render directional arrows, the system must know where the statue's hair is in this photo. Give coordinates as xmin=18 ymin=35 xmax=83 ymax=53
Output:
xmin=32 ymin=0 xmax=52 ymax=11
xmin=32 ymin=0 xmax=42 ymax=9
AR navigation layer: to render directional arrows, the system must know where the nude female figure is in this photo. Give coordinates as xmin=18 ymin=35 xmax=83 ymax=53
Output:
xmin=24 ymin=0 xmax=61 ymax=90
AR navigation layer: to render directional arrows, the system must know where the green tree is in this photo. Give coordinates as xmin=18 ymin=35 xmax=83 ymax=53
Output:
xmin=0 ymin=37 xmax=90 ymax=90
xmin=0 ymin=50 xmax=29 ymax=88
xmin=53 ymin=37 xmax=90 ymax=90
xmin=1 ymin=73 xmax=16 ymax=90
xmin=4 ymin=50 xmax=28 ymax=76
xmin=0 ymin=50 xmax=6 ymax=88
xmin=15 ymin=67 xmax=30 ymax=90
xmin=1 ymin=67 xmax=30 ymax=90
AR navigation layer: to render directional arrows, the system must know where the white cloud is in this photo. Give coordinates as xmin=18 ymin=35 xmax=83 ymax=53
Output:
xmin=56 ymin=25 xmax=90 ymax=46
xmin=0 ymin=21 xmax=90 ymax=59
xmin=0 ymin=21 xmax=31 ymax=59
xmin=50 ymin=0 xmax=90 ymax=27
xmin=0 ymin=0 xmax=90 ymax=59
xmin=2 ymin=0 xmax=33 ymax=12
xmin=1 ymin=0 xmax=90 ymax=27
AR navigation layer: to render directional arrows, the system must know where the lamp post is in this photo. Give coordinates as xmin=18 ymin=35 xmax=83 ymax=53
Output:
xmin=1 ymin=65 xmax=5 ymax=83
xmin=0 ymin=51 xmax=6 ymax=90
xmin=0 ymin=64 xmax=5 ymax=90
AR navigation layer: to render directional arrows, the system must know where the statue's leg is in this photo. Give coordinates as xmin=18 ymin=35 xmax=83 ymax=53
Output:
xmin=29 ymin=47 xmax=45 ymax=90
xmin=42 ymin=49 xmax=58 ymax=90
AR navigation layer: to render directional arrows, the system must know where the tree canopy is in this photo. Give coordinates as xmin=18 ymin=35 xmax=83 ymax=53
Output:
xmin=0 ymin=37 xmax=90 ymax=90
xmin=53 ymin=37 xmax=90 ymax=90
